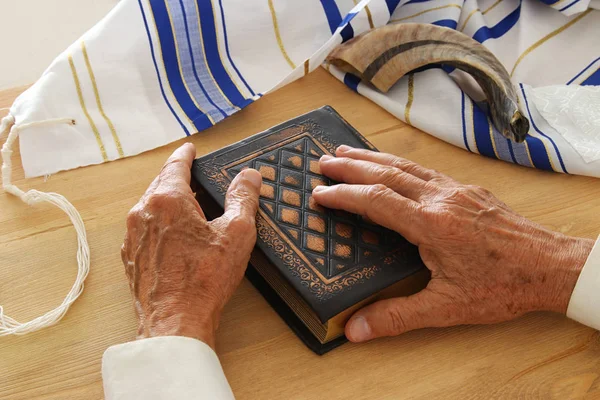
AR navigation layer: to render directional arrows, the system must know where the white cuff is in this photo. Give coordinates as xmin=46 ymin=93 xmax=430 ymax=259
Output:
xmin=567 ymin=236 xmax=600 ymax=330
xmin=102 ymin=336 xmax=235 ymax=400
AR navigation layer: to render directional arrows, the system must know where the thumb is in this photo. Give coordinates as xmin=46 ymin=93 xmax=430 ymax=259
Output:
xmin=345 ymin=290 xmax=444 ymax=342
xmin=220 ymin=168 xmax=262 ymax=227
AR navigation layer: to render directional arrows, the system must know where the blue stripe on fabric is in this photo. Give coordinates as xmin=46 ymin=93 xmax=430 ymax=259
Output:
xmin=196 ymin=0 xmax=253 ymax=109
xmin=216 ymin=0 xmax=255 ymax=96
xmin=138 ymin=0 xmax=190 ymax=136
xmin=582 ymin=68 xmax=600 ymax=85
xmin=432 ymin=19 xmax=458 ymax=29
xmin=519 ymin=83 xmax=568 ymax=173
xmin=320 ymin=0 xmax=343 ymax=33
xmin=386 ymin=0 xmax=402 ymax=15
xmin=340 ymin=24 xmax=354 ymax=42
xmin=320 ymin=0 xmax=355 ymax=42
xmin=559 ymin=0 xmax=581 ymax=11
xmin=473 ymin=2 xmax=521 ymax=43
xmin=567 ymin=57 xmax=600 ymax=84
xmin=340 ymin=11 xmax=358 ymax=26
xmin=461 ymin=91 xmax=471 ymax=152
xmin=441 ymin=5 xmax=520 ymax=75
xmin=172 ymin=0 xmax=227 ymax=120
xmin=403 ymin=0 xmax=430 ymax=4
xmin=524 ymin=136 xmax=553 ymax=171
xmin=343 ymin=73 xmax=361 ymax=92
xmin=538 ymin=0 xmax=560 ymax=4
xmin=149 ymin=0 xmax=213 ymax=131
xmin=472 ymin=104 xmax=496 ymax=159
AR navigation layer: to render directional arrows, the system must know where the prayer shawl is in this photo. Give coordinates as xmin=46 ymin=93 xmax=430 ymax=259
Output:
xmin=2 ymin=0 xmax=600 ymax=178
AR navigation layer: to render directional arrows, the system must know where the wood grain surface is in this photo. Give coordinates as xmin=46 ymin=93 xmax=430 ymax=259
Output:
xmin=0 ymin=69 xmax=599 ymax=400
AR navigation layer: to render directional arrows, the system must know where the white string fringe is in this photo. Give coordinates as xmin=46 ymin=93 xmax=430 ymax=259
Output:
xmin=0 ymin=114 xmax=90 ymax=336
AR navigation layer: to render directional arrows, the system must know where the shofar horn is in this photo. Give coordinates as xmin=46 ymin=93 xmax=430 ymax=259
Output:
xmin=326 ymin=23 xmax=529 ymax=143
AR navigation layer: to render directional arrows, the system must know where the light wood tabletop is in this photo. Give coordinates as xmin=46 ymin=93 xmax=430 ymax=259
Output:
xmin=1 ymin=68 xmax=599 ymax=400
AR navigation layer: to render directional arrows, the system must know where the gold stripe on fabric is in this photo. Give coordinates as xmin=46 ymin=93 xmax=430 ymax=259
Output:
xmin=68 ymin=54 xmax=108 ymax=161
xmin=391 ymin=4 xmax=462 ymax=23
xmin=165 ymin=0 xmax=216 ymax=124
xmin=510 ymin=9 xmax=592 ymax=77
xmin=81 ymin=41 xmax=124 ymax=158
xmin=549 ymin=0 xmax=571 ymax=8
xmin=405 ymin=73 xmax=414 ymax=125
xmin=459 ymin=8 xmax=480 ymax=31
xmin=517 ymin=93 xmax=556 ymax=172
xmin=488 ymin=117 xmax=500 ymax=159
xmin=539 ymin=138 xmax=557 ymax=172
xmin=364 ymin=4 xmax=375 ymax=29
xmin=146 ymin=0 xmax=195 ymax=130
xmin=195 ymin=0 xmax=240 ymax=111
xmin=268 ymin=0 xmax=296 ymax=69
xmin=352 ymin=0 xmax=375 ymax=29
xmin=208 ymin=0 xmax=249 ymax=99
xmin=304 ymin=59 xmax=310 ymax=76
xmin=482 ymin=0 xmax=504 ymax=15
xmin=577 ymin=66 xmax=599 ymax=85
xmin=523 ymin=140 xmax=535 ymax=169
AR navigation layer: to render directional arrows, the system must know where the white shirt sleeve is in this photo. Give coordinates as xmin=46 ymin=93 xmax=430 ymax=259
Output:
xmin=567 ymin=236 xmax=600 ymax=330
xmin=102 ymin=336 xmax=235 ymax=400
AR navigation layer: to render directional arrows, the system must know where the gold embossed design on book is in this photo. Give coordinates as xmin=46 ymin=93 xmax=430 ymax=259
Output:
xmin=200 ymin=122 xmax=408 ymax=301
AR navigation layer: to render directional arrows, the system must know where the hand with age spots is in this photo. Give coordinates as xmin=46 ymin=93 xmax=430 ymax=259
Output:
xmin=312 ymin=145 xmax=594 ymax=343
xmin=121 ymin=143 xmax=262 ymax=349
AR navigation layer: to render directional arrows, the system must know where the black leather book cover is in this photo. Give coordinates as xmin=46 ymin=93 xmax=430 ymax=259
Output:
xmin=191 ymin=106 xmax=425 ymax=353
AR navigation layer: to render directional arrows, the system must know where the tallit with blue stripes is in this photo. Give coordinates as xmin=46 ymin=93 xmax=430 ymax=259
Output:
xmin=3 ymin=0 xmax=600 ymax=178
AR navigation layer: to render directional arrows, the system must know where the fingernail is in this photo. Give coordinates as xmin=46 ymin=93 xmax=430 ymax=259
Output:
xmin=312 ymin=185 xmax=329 ymax=194
xmin=348 ymin=317 xmax=371 ymax=342
xmin=320 ymin=155 xmax=333 ymax=162
xmin=242 ymin=168 xmax=262 ymax=190
xmin=337 ymin=144 xmax=352 ymax=153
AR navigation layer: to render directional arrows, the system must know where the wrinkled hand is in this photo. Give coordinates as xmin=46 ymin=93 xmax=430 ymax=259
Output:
xmin=121 ymin=143 xmax=262 ymax=349
xmin=313 ymin=145 xmax=594 ymax=343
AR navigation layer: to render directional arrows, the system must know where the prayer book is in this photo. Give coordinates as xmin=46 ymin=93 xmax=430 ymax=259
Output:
xmin=191 ymin=106 xmax=428 ymax=354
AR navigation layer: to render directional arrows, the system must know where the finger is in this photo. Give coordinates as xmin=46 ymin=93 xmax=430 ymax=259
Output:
xmin=156 ymin=142 xmax=196 ymax=190
xmin=312 ymin=183 xmax=423 ymax=244
xmin=345 ymin=290 xmax=447 ymax=342
xmin=218 ymin=168 xmax=262 ymax=233
xmin=336 ymin=145 xmax=443 ymax=181
xmin=319 ymin=155 xmax=428 ymax=201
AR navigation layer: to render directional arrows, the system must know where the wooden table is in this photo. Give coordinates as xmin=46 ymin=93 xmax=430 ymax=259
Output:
xmin=1 ymin=68 xmax=599 ymax=400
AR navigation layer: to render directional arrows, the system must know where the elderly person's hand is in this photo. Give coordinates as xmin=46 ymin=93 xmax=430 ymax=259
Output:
xmin=313 ymin=145 xmax=594 ymax=343
xmin=121 ymin=143 xmax=262 ymax=349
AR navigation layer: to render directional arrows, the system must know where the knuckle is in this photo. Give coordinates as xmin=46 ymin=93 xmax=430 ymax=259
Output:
xmin=378 ymin=166 xmax=401 ymax=186
xmin=145 ymin=191 xmax=181 ymax=209
xmin=126 ymin=206 xmax=144 ymax=229
xmin=229 ymin=188 xmax=258 ymax=207
xmin=447 ymin=186 xmax=470 ymax=201
xmin=365 ymin=184 xmax=392 ymax=204
xmin=227 ymin=214 xmax=255 ymax=233
xmin=471 ymin=184 xmax=493 ymax=198
xmin=390 ymin=158 xmax=410 ymax=171
xmin=160 ymin=158 xmax=184 ymax=174
xmin=385 ymin=307 xmax=408 ymax=334
xmin=391 ymin=158 xmax=421 ymax=175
